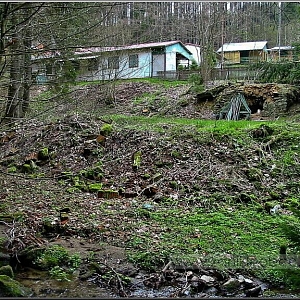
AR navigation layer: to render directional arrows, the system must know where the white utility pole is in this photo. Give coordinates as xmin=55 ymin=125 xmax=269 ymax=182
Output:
xmin=278 ymin=2 xmax=282 ymax=61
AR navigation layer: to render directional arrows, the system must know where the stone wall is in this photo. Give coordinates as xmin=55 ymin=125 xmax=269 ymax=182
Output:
xmin=197 ymin=83 xmax=300 ymax=119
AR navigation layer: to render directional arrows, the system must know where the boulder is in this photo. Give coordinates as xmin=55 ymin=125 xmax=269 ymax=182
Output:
xmin=222 ymin=277 xmax=240 ymax=291
xmin=0 ymin=275 xmax=32 ymax=297
xmin=245 ymin=285 xmax=262 ymax=297
xmin=0 ymin=265 xmax=14 ymax=278
xmin=200 ymin=274 xmax=215 ymax=285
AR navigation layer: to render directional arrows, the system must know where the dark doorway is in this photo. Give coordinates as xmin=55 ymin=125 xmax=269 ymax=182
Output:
xmin=247 ymin=96 xmax=264 ymax=114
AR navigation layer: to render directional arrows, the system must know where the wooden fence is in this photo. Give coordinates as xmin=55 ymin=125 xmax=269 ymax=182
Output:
xmin=35 ymin=67 xmax=259 ymax=84
xmin=210 ymin=67 xmax=259 ymax=81
xmin=156 ymin=68 xmax=259 ymax=82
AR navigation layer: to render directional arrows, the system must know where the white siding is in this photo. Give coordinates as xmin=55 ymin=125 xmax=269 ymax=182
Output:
xmin=77 ymin=50 xmax=152 ymax=81
xmin=165 ymin=51 xmax=177 ymax=71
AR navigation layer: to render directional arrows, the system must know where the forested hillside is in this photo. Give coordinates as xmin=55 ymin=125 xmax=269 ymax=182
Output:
xmin=2 ymin=2 xmax=300 ymax=298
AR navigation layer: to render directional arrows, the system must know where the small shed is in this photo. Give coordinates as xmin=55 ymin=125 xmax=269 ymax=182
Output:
xmin=73 ymin=41 xmax=193 ymax=81
xmin=268 ymin=46 xmax=295 ymax=62
xmin=216 ymin=41 xmax=268 ymax=65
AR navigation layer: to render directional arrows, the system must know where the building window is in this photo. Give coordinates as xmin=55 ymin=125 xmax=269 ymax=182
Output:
xmin=88 ymin=58 xmax=98 ymax=71
xmin=129 ymin=54 xmax=138 ymax=68
xmin=108 ymin=56 xmax=119 ymax=69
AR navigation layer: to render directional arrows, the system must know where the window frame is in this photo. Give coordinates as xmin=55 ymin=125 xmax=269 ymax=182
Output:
xmin=87 ymin=58 xmax=99 ymax=71
xmin=108 ymin=56 xmax=119 ymax=69
xmin=129 ymin=54 xmax=139 ymax=68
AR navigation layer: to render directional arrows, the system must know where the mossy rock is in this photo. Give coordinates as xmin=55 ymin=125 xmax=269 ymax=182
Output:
xmin=0 ymin=275 xmax=32 ymax=297
xmin=88 ymin=183 xmax=103 ymax=192
xmin=0 ymin=253 xmax=10 ymax=267
xmin=0 ymin=265 xmax=14 ymax=278
xmin=18 ymin=246 xmax=45 ymax=268
xmin=21 ymin=164 xmax=32 ymax=173
xmin=37 ymin=148 xmax=49 ymax=160
xmin=21 ymin=162 xmax=37 ymax=173
xmin=98 ymin=190 xmax=119 ymax=199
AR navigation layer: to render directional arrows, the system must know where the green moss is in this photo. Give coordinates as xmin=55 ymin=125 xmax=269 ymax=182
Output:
xmin=100 ymin=123 xmax=113 ymax=136
xmin=127 ymin=204 xmax=291 ymax=278
xmin=171 ymin=150 xmax=182 ymax=159
xmin=258 ymin=266 xmax=300 ymax=289
xmin=34 ymin=245 xmax=81 ymax=271
xmin=21 ymin=163 xmax=33 ymax=173
xmin=285 ymin=197 xmax=300 ymax=211
xmin=7 ymin=166 xmax=17 ymax=173
xmin=169 ymin=181 xmax=178 ymax=189
xmin=35 ymin=245 xmax=70 ymax=270
xmin=0 ymin=265 xmax=14 ymax=278
xmin=141 ymin=173 xmax=151 ymax=179
xmin=49 ymin=266 xmax=71 ymax=282
xmin=88 ymin=183 xmax=103 ymax=192
xmin=38 ymin=147 xmax=49 ymax=160
xmin=0 ymin=275 xmax=31 ymax=297
xmin=80 ymin=164 xmax=103 ymax=180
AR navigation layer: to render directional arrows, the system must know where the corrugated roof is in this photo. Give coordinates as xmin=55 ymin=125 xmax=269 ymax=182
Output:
xmin=75 ymin=40 xmax=192 ymax=55
xmin=270 ymin=46 xmax=294 ymax=51
xmin=31 ymin=51 xmax=61 ymax=61
xmin=217 ymin=41 xmax=268 ymax=53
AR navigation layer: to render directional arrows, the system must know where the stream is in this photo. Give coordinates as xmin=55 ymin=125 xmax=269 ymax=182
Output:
xmin=15 ymin=268 xmax=114 ymax=298
xmin=15 ymin=267 xmax=300 ymax=298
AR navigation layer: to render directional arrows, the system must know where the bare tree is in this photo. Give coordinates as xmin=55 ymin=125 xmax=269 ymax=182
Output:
xmin=0 ymin=3 xmax=45 ymax=123
xmin=0 ymin=2 xmax=126 ymax=123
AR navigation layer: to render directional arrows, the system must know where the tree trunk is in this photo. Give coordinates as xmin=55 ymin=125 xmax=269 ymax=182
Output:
xmin=0 ymin=3 xmax=10 ymax=78
xmin=5 ymin=10 xmax=24 ymax=121
xmin=21 ymin=4 xmax=33 ymax=116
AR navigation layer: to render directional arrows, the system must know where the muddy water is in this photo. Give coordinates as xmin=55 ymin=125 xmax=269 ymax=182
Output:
xmin=15 ymin=268 xmax=115 ymax=298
